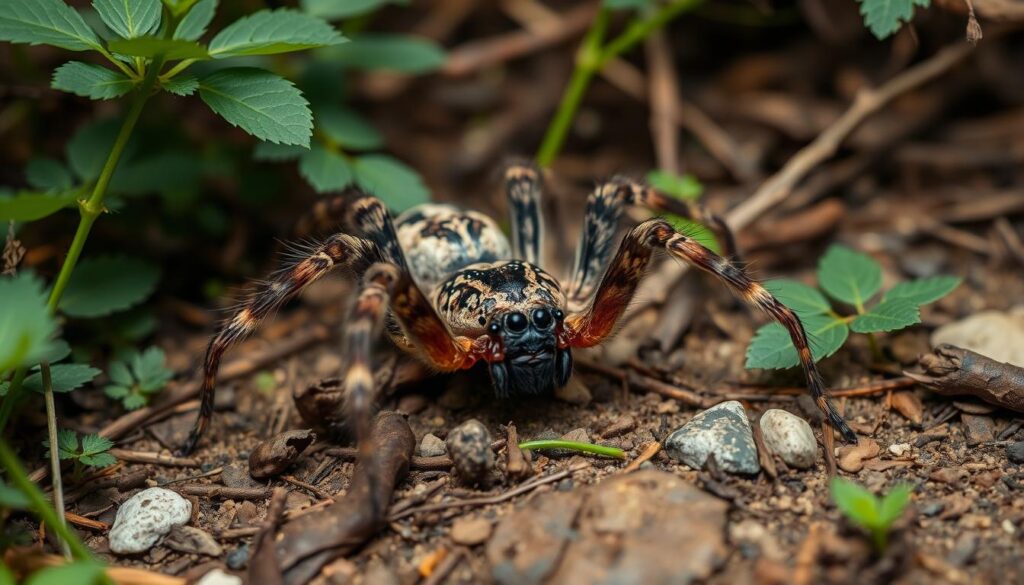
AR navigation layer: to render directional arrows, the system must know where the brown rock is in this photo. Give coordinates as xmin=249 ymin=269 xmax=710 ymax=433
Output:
xmin=837 ymin=439 xmax=880 ymax=473
xmin=487 ymin=491 xmax=583 ymax=585
xmin=249 ymin=429 xmax=316 ymax=479
xmin=450 ymin=516 xmax=493 ymax=546
xmin=890 ymin=392 xmax=924 ymax=425
xmin=961 ymin=414 xmax=995 ymax=446
xmin=164 ymin=525 xmax=223 ymax=557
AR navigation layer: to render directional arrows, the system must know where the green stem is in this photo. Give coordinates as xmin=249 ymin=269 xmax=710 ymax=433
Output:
xmin=97 ymin=47 xmax=139 ymax=80
xmin=0 ymin=440 xmax=93 ymax=561
xmin=866 ymin=332 xmax=883 ymax=363
xmin=41 ymin=362 xmax=71 ymax=560
xmin=159 ymin=58 xmax=196 ymax=82
xmin=518 ymin=439 xmax=625 ymax=459
xmin=596 ymin=0 xmax=703 ymax=67
xmin=0 ymin=57 xmax=164 ymax=433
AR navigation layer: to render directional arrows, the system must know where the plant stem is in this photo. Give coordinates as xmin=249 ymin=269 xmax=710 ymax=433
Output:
xmin=97 ymin=47 xmax=140 ymax=80
xmin=41 ymin=362 xmax=71 ymax=560
xmin=597 ymin=0 xmax=703 ymax=68
xmin=518 ymin=439 xmax=626 ymax=459
xmin=159 ymin=58 xmax=196 ymax=82
xmin=866 ymin=332 xmax=883 ymax=362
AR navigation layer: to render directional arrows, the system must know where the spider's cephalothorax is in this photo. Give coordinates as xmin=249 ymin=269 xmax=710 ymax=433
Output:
xmin=180 ymin=163 xmax=857 ymax=457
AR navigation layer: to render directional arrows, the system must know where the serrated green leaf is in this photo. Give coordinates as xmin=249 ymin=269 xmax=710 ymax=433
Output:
xmin=764 ymin=279 xmax=832 ymax=316
xmin=0 ymin=191 xmax=77 ymax=221
xmin=253 ymin=141 xmax=305 ymax=161
xmin=857 ymin=0 xmax=930 ymax=39
xmin=199 ymin=68 xmax=313 ymax=146
xmin=44 ymin=428 xmax=81 ymax=460
xmin=105 ymin=384 xmax=129 ymax=398
xmin=80 ymin=433 xmax=113 ymax=456
xmin=850 ymin=298 xmax=920 ymax=333
xmin=25 ymin=560 xmax=105 ymax=585
xmin=352 ymin=154 xmax=430 ymax=212
xmin=818 ymin=244 xmax=882 ymax=308
xmin=322 ymin=34 xmax=445 ymax=73
xmin=209 ymin=9 xmax=344 ymax=58
xmin=52 ymin=61 xmax=135 ymax=100
xmin=878 ymin=484 xmax=912 ymax=526
xmin=173 ymin=0 xmax=215 ymax=40
xmin=0 ymin=272 xmax=58 ymax=371
xmin=745 ymin=313 xmax=848 ymax=369
xmin=299 ymin=146 xmax=353 ymax=192
xmin=26 ymin=158 xmax=74 ymax=191
xmin=24 ymin=364 xmax=101 ymax=393
xmin=646 ymin=169 xmax=703 ymax=200
xmin=80 ymin=452 xmax=117 ymax=467
xmin=831 ymin=477 xmax=881 ymax=529
xmin=317 ymin=106 xmax=382 ymax=151
xmin=38 ymin=339 xmax=72 ymax=364
xmin=93 ymin=0 xmax=161 ymax=39
xmin=131 ymin=346 xmax=170 ymax=386
xmin=883 ymin=275 xmax=960 ymax=306
xmin=300 ymin=0 xmax=406 ymax=20
xmin=59 ymin=255 xmax=160 ymax=318
xmin=108 ymin=36 xmax=210 ymax=59
xmin=0 ymin=0 xmax=102 ymax=51
xmin=161 ymin=74 xmax=199 ymax=96
xmin=122 ymin=394 xmax=147 ymax=409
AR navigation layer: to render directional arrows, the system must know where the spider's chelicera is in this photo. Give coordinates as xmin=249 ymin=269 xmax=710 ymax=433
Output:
xmin=181 ymin=163 xmax=857 ymax=455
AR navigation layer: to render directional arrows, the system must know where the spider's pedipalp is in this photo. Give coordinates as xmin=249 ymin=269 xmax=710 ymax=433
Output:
xmin=504 ymin=161 xmax=544 ymax=266
xmin=565 ymin=219 xmax=857 ymax=444
xmin=181 ymin=233 xmax=380 ymax=454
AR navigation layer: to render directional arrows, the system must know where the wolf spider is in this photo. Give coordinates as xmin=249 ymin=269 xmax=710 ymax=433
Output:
xmin=181 ymin=163 xmax=856 ymax=456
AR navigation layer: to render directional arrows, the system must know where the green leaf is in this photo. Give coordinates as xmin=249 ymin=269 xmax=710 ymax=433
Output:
xmin=161 ymin=74 xmax=199 ymax=96
xmin=25 ymin=560 xmax=105 ymax=585
xmin=93 ymin=0 xmax=161 ymax=39
xmin=745 ymin=314 xmax=848 ymax=369
xmin=209 ymin=9 xmax=344 ymax=58
xmin=764 ymin=279 xmax=832 ymax=316
xmin=109 ymin=152 xmax=202 ymax=196
xmin=300 ymin=0 xmax=406 ymax=20
xmin=24 ymin=364 xmax=101 ymax=393
xmin=0 ymin=272 xmax=58 ymax=371
xmin=322 ymin=34 xmax=445 ymax=73
xmin=665 ymin=216 xmax=720 ymax=255
xmin=122 ymin=393 xmax=148 ymax=409
xmin=38 ymin=339 xmax=72 ymax=364
xmin=59 ymin=255 xmax=160 ymax=318
xmin=317 ymin=106 xmax=382 ymax=151
xmin=253 ymin=141 xmax=305 ymax=161
xmin=80 ymin=451 xmax=117 ymax=467
xmin=80 ymin=433 xmax=114 ymax=456
xmin=0 ymin=0 xmax=102 ymax=51
xmin=831 ymin=477 xmax=881 ymax=529
xmin=43 ymin=428 xmax=81 ymax=460
xmin=817 ymin=244 xmax=882 ymax=308
xmin=883 ymin=275 xmax=961 ymax=306
xmin=850 ymin=298 xmax=920 ymax=333
xmin=131 ymin=346 xmax=171 ymax=389
xmin=0 ymin=191 xmax=77 ymax=221
xmin=298 ymin=146 xmax=353 ymax=193
xmin=26 ymin=158 xmax=74 ymax=191
xmin=173 ymin=0 xmax=215 ymax=40
xmin=52 ymin=61 xmax=135 ymax=99
xmin=878 ymin=484 xmax=912 ymax=526
xmin=163 ymin=0 xmax=199 ymax=18
xmin=199 ymin=68 xmax=313 ymax=146
xmin=646 ymin=170 xmax=702 ymax=200
xmin=104 ymin=384 xmax=129 ymax=398
xmin=857 ymin=0 xmax=930 ymax=39
xmin=108 ymin=36 xmax=210 ymax=59
xmin=352 ymin=154 xmax=430 ymax=212
xmin=68 ymin=118 xmax=127 ymax=181
xmin=0 ymin=480 xmax=31 ymax=509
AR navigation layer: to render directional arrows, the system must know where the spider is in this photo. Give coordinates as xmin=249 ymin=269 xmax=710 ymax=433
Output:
xmin=181 ymin=162 xmax=857 ymax=455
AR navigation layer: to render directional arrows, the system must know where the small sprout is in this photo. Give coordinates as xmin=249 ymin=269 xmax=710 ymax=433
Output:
xmin=104 ymin=346 xmax=173 ymax=410
xmin=830 ymin=477 xmax=912 ymax=552
xmin=517 ymin=439 xmax=625 ymax=459
xmin=746 ymin=244 xmax=960 ymax=370
xmin=43 ymin=429 xmax=117 ymax=482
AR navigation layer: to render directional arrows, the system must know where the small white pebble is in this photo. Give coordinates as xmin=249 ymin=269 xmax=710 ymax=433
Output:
xmin=109 ymin=487 xmax=191 ymax=554
xmin=888 ymin=443 xmax=912 ymax=457
xmin=1003 ymin=519 xmax=1016 ymax=535
xmin=196 ymin=568 xmax=243 ymax=585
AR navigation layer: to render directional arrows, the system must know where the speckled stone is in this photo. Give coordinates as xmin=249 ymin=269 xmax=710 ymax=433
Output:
xmin=759 ymin=409 xmax=817 ymax=469
xmin=665 ymin=401 xmax=760 ymax=475
xmin=108 ymin=488 xmax=192 ymax=554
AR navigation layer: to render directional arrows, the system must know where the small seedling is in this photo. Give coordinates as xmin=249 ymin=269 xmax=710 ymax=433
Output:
xmin=857 ymin=0 xmax=932 ymax=40
xmin=746 ymin=244 xmax=960 ymax=370
xmin=830 ymin=477 xmax=911 ymax=552
xmin=518 ymin=439 xmax=625 ymax=459
xmin=42 ymin=429 xmax=117 ymax=482
xmin=104 ymin=346 xmax=173 ymax=410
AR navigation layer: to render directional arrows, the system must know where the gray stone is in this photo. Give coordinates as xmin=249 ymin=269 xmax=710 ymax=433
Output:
xmin=1007 ymin=441 xmax=1024 ymax=464
xmin=108 ymin=487 xmax=192 ymax=554
xmin=447 ymin=419 xmax=494 ymax=484
xmin=759 ymin=409 xmax=817 ymax=469
xmin=418 ymin=433 xmax=446 ymax=457
xmin=665 ymin=401 xmax=760 ymax=475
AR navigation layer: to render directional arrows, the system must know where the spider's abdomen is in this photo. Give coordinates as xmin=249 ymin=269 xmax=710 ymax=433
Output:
xmin=433 ymin=260 xmax=565 ymax=335
xmin=395 ymin=204 xmax=511 ymax=291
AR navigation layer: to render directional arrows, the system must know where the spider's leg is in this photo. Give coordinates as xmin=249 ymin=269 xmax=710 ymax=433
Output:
xmin=504 ymin=162 xmax=544 ymax=265
xmin=565 ymin=179 xmax=738 ymax=310
xmin=181 ymin=234 xmax=379 ymax=454
xmin=345 ymin=195 xmax=410 ymax=271
xmin=564 ymin=219 xmax=857 ymax=444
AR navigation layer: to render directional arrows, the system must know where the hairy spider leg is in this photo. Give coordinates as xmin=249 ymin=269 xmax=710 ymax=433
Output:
xmin=565 ymin=219 xmax=858 ymax=444
xmin=181 ymin=234 xmax=381 ymax=454
xmin=566 ymin=179 xmax=737 ymax=311
xmin=503 ymin=162 xmax=544 ymax=266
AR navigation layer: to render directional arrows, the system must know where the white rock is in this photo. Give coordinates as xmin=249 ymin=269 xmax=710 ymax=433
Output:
xmin=418 ymin=433 xmax=446 ymax=457
xmin=931 ymin=306 xmax=1024 ymax=367
xmin=108 ymin=487 xmax=192 ymax=554
xmin=759 ymin=409 xmax=817 ymax=469
xmin=888 ymin=442 xmax=912 ymax=457
xmin=665 ymin=401 xmax=760 ymax=475
xmin=196 ymin=568 xmax=243 ymax=585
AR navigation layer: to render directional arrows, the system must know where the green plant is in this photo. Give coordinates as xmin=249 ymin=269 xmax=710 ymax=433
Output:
xmin=830 ymin=478 xmax=912 ymax=552
xmin=42 ymin=430 xmax=117 ymax=482
xmin=745 ymin=244 xmax=960 ymax=369
xmin=104 ymin=347 xmax=173 ymax=409
xmin=518 ymin=439 xmax=625 ymax=459
xmin=857 ymin=0 xmax=931 ymax=40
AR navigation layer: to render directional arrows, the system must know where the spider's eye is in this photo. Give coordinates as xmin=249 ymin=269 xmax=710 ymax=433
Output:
xmin=488 ymin=322 xmax=501 ymax=334
xmin=505 ymin=312 xmax=528 ymax=332
xmin=553 ymin=309 xmax=564 ymax=321
xmin=532 ymin=308 xmax=553 ymax=329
